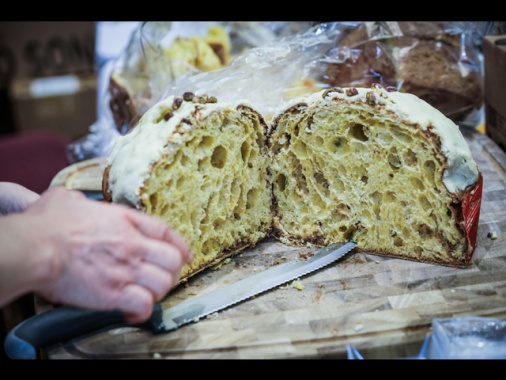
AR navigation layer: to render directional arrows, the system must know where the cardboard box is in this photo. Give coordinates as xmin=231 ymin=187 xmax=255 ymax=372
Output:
xmin=0 ymin=22 xmax=97 ymax=138
xmin=484 ymin=35 xmax=506 ymax=153
xmin=9 ymin=74 xmax=97 ymax=140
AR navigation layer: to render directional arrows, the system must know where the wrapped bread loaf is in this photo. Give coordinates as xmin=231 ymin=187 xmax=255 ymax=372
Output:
xmin=108 ymin=25 xmax=233 ymax=134
xmin=103 ymin=85 xmax=483 ymax=283
xmin=319 ymin=22 xmax=483 ymax=126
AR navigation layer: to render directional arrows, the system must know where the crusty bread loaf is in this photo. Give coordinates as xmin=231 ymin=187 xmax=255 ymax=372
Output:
xmin=320 ymin=22 xmax=483 ymax=125
xmin=103 ymin=92 xmax=272 ymax=281
xmin=103 ymin=85 xmax=483 ymax=283
xmin=268 ymin=84 xmax=482 ymax=267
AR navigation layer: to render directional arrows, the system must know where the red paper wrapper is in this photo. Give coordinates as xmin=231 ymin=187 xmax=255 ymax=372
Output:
xmin=462 ymin=173 xmax=483 ymax=264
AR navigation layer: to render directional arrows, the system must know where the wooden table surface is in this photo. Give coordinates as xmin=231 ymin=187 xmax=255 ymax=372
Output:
xmin=41 ymin=127 xmax=506 ymax=359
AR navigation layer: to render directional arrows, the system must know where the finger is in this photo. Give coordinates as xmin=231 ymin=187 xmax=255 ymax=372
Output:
xmin=133 ymin=263 xmax=175 ymax=301
xmin=44 ymin=186 xmax=85 ymax=200
xmin=136 ymin=240 xmax=185 ymax=272
xmin=115 ymin=284 xmax=155 ymax=325
xmin=162 ymin=229 xmax=194 ymax=264
xmin=125 ymin=209 xmax=193 ymax=261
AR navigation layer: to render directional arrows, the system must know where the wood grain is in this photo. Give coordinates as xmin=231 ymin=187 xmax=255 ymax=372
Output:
xmin=41 ymin=127 xmax=506 ymax=359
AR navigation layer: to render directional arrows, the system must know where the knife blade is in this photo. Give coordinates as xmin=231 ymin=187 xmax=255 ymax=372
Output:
xmin=4 ymin=241 xmax=356 ymax=359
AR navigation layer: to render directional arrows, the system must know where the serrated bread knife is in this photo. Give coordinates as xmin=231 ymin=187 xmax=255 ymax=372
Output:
xmin=4 ymin=241 xmax=356 ymax=359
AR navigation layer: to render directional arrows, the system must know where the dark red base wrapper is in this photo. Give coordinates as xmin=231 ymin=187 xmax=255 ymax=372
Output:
xmin=462 ymin=173 xmax=483 ymax=264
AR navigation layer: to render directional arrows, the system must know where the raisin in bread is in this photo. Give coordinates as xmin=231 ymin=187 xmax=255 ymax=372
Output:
xmin=103 ymin=92 xmax=272 ymax=281
xmin=268 ymin=84 xmax=482 ymax=267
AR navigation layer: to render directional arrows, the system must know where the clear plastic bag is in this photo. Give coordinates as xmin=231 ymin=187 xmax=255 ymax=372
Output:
xmin=423 ymin=317 xmax=506 ymax=359
xmin=67 ymin=21 xmax=314 ymax=163
xmin=347 ymin=317 xmax=506 ymax=359
xmin=68 ymin=21 xmax=495 ymax=163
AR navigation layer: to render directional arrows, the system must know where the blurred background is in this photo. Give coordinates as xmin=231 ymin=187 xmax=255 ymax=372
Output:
xmin=0 ymin=21 xmax=140 ymax=194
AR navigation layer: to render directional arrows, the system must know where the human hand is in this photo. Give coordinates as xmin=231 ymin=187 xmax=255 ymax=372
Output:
xmin=0 ymin=182 xmax=40 ymax=216
xmin=0 ymin=186 xmax=193 ymax=324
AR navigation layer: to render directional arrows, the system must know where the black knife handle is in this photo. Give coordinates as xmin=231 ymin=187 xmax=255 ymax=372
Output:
xmin=4 ymin=306 xmax=124 ymax=360
xmin=4 ymin=303 xmax=166 ymax=360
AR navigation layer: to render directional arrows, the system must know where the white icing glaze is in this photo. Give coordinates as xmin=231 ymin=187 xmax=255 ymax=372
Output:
xmin=107 ymin=86 xmax=479 ymax=209
xmin=106 ymin=95 xmax=255 ymax=208
xmin=273 ymin=86 xmax=479 ymax=194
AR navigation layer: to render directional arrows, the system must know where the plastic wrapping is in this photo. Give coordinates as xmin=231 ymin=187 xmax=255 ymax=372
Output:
xmin=347 ymin=317 xmax=506 ymax=359
xmin=68 ymin=21 xmax=495 ymax=163
xmin=315 ymin=21 xmax=489 ymax=126
xmin=67 ymin=21 xmax=315 ymax=162
xmin=424 ymin=317 xmax=506 ymax=359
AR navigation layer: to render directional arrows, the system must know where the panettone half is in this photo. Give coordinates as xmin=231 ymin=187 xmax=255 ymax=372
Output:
xmin=268 ymin=85 xmax=482 ymax=267
xmin=103 ymin=93 xmax=272 ymax=281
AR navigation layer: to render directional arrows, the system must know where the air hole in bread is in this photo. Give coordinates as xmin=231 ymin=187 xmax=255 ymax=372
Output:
xmin=306 ymin=116 xmax=314 ymax=130
xmin=311 ymin=193 xmax=326 ymax=210
xmin=332 ymin=203 xmax=351 ymax=220
xmin=313 ymin=172 xmax=330 ymax=195
xmin=403 ymin=149 xmax=418 ymax=166
xmin=327 ymin=136 xmax=348 ymax=154
xmin=385 ymin=191 xmax=397 ymax=202
xmin=275 ymin=174 xmax=286 ymax=192
xmin=341 ymin=223 xmax=359 ymax=241
xmin=394 ymin=236 xmax=403 ymax=247
xmin=241 ymin=141 xmax=251 ymax=162
xmin=350 ymin=123 xmax=368 ymax=141
xmin=198 ymin=135 xmax=214 ymax=149
xmin=294 ymin=141 xmax=308 ymax=157
xmin=388 ymin=151 xmax=401 ymax=169
xmin=410 ymin=177 xmax=425 ymax=190
xmin=392 ymin=127 xmax=413 ymax=144
xmin=246 ymin=188 xmax=259 ymax=210
xmin=423 ymin=160 xmax=437 ymax=185
xmin=149 ymin=192 xmax=159 ymax=207
xmin=211 ymin=145 xmax=227 ymax=168
xmin=418 ymin=224 xmax=432 ymax=238
xmin=198 ymin=157 xmax=210 ymax=171
xmin=293 ymin=124 xmax=300 ymax=137
xmin=419 ymin=194 xmax=431 ymax=211
xmin=290 ymin=188 xmax=304 ymax=203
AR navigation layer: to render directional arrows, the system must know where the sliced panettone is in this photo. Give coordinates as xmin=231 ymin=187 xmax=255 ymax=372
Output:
xmin=104 ymin=84 xmax=482 ymax=279
xmin=268 ymin=84 xmax=482 ymax=268
xmin=103 ymin=92 xmax=272 ymax=281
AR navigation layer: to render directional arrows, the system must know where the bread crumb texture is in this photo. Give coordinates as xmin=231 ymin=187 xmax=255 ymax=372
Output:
xmin=270 ymin=93 xmax=472 ymax=267
xmin=142 ymin=103 xmax=272 ymax=279
xmin=105 ymin=85 xmax=482 ymax=282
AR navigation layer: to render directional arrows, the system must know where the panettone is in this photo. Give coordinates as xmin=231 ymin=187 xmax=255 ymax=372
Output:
xmin=103 ymin=85 xmax=482 ymax=284
xmin=268 ymin=84 xmax=482 ymax=268
xmin=103 ymin=92 xmax=272 ymax=281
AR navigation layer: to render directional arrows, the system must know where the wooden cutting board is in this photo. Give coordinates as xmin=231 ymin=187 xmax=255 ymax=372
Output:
xmin=41 ymin=127 xmax=506 ymax=359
